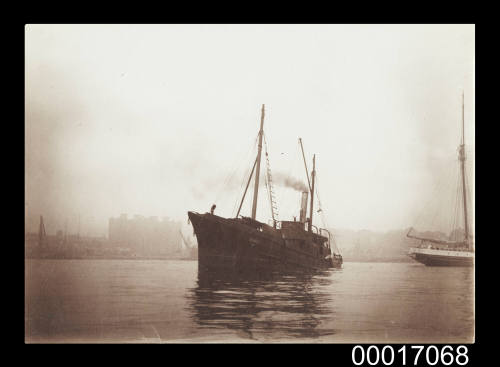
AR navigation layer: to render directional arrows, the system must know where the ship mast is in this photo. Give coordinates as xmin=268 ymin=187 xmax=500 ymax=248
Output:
xmin=299 ymin=138 xmax=312 ymax=193
xmin=298 ymin=139 xmax=315 ymax=232
xmin=459 ymin=91 xmax=469 ymax=248
xmin=251 ymin=104 xmax=265 ymax=220
xmin=309 ymin=154 xmax=316 ymax=232
xmin=38 ymin=215 xmax=46 ymax=248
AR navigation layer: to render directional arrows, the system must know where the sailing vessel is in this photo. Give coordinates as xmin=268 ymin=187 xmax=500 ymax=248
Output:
xmin=188 ymin=105 xmax=342 ymax=273
xmin=27 ymin=215 xmax=47 ymax=259
xmin=407 ymin=93 xmax=474 ymax=267
xmin=38 ymin=215 xmax=47 ymax=249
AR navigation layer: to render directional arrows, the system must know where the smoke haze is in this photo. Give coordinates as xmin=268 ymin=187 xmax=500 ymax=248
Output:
xmin=273 ymin=172 xmax=308 ymax=192
xmin=25 ymin=25 xmax=474 ymax=236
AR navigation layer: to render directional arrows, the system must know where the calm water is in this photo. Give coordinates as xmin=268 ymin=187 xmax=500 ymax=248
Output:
xmin=25 ymin=260 xmax=474 ymax=343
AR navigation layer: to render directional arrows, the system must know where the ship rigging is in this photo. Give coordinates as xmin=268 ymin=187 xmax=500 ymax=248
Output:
xmin=187 ymin=105 xmax=342 ymax=273
xmin=407 ymin=92 xmax=474 ymax=267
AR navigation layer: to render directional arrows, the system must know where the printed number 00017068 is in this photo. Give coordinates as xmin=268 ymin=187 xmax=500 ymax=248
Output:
xmin=352 ymin=345 xmax=469 ymax=366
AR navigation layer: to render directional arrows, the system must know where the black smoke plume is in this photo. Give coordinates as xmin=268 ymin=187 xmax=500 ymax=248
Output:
xmin=272 ymin=172 xmax=308 ymax=192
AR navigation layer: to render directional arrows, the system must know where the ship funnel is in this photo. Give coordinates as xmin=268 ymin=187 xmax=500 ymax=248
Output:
xmin=299 ymin=191 xmax=308 ymax=223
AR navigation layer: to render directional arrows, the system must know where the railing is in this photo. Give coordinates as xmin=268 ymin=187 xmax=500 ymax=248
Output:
xmin=310 ymin=224 xmax=319 ymax=234
xmin=319 ymin=228 xmax=332 ymax=249
xmin=267 ymin=220 xmax=281 ymax=229
xmin=319 ymin=228 xmax=330 ymax=238
xmin=422 ymin=244 xmax=470 ymax=252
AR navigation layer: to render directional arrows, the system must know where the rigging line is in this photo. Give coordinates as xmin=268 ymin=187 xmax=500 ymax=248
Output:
xmin=314 ymin=172 xmax=327 ymax=229
xmin=451 ymin=165 xmax=461 ymax=238
xmin=234 ymin=153 xmax=257 ymax=217
xmin=263 ymin=134 xmax=272 ymax=220
xmin=285 ymin=141 xmax=298 ymax=178
xmin=456 ymin=162 xmax=463 ymax=233
xmin=456 ymin=174 xmax=463 ymax=237
xmin=231 ymin=169 xmax=245 ymax=216
xmin=464 ymin=160 xmax=473 ymax=212
xmin=414 ymin=160 xmax=456 ymax=231
xmin=457 ymin=177 xmax=464 ymax=237
xmin=217 ymin=141 xmax=252 ymax=199
xmin=232 ymin=167 xmax=250 ymax=217
xmin=447 ymin=164 xmax=457 ymax=235
xmin=456 ymin=156 xmax=467 ymax=233
xmin=280 ymin=150 xmax=300 ymax=219
xmin=316 ymin=178 xmax=330 ymax=238
xmin=430 ymin=163 xmax=456 ymax=233
xmin=298 ymin=139 xmax=312 ymax=192
xmin=288 ymin=141 xmax=306 ymax=217
xmin=413 ymin=184 xmax=438 ymax=231
xmin=465 ymin=171 xmax=473 ymax=234
xmin=214 ymin=132 xmax=259 ymax=205
xmin=451 ymin=169 xmax=459 ymax=235
xmin=456 ymin=162 xmax=465 ymax=238
xmin=431 ymin=166 xmax=454 ymax=233
xmin=278 ymin=141 xmax=299 ymax=219
xmin=413 ymin=179 xmax=438 ymax=230
xmin=264 ymin=133 xmax=278 ymax=221
xmin=266 ymin=137 xmax=274 ymax=216
xmin=231 ymin=150 xmax=257 ymax=217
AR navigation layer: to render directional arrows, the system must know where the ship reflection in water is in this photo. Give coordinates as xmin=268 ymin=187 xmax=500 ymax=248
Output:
xmin=185 ymin=268 xmax=339 ymax=340
xmin=25 ymin=260 xmax=473 ymax=343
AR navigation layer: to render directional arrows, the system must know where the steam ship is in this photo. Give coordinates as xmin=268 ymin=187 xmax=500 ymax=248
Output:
xmin=188 ymin=105 xmax=342 ymax=273
xmin=407 ymin=93 xmax=474 ymax=267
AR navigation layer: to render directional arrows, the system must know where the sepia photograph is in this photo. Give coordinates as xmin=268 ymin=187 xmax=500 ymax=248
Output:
xmin=25 ymin=24 xmax=474 ymax=344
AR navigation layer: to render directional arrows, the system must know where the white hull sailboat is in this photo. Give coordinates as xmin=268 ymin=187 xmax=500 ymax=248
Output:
xmin=407 ymin=93 xmax=474 ymax=267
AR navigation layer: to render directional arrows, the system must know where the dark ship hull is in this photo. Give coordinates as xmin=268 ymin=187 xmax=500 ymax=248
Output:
xmin=188 ymin=211 xmax=342 ymax=273
xmin=408 ymin=248 xmax=474 ymax=267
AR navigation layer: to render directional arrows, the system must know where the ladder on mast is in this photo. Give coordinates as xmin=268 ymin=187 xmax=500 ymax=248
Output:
xmin=264 ymin=135 xmax=278 ymax=223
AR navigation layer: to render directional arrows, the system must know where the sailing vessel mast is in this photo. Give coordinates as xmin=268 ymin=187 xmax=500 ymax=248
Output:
xmin=407 ymin=91 xmax=472 ymax=251
xmin=251 ymin=104 xmax=265 ymax=220
xmin=459 ymin=91 xmax=469 ymax=249
xmin=38 ymin=215 xmax=46 ymax=248
xmin=406 ymin=92 xmax=474 ymax=266
xmin=64 ymin=218 xmax=68 ymax=246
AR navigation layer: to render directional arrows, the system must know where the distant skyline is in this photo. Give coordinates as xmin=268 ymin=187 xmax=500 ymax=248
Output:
xmin=25 ymin=24 xmax=474 ymax=236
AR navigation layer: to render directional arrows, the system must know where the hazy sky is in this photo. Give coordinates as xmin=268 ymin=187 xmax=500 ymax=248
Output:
xmin=25 ymin=24 xmax=474 ymax=236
